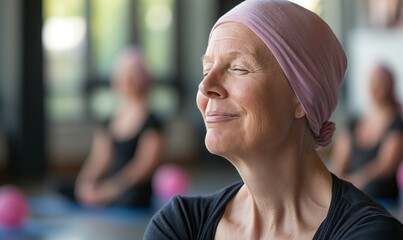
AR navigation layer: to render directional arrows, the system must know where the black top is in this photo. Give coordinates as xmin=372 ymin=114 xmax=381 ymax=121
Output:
xmin=104 ymin=114 xmax=162 ymax=208
xmin=144 ymin=174 xmax=403 ymax=239
xmin=347 ymin=115 xmax=403 ymax=199
xmin=107 ymin=114 xmax=162 ymax=175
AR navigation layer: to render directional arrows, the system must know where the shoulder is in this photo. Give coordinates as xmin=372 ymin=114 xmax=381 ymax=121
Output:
xmin=340 ymin=214 xmax=403 ymax=240
xmin=98 ymin=118 xmax=111 ymax=130
xmin=346 ymin=116 xmax=359 ymax=131
xmin=144 ymin=114 xmax=163 ymax=131
xmin=93 ymin=119 xmax=111 ymax=137
xmin=390 ymin=114 xmax=403 ymax=131
xmin=143 ymin=181 xmax=243 ymax=240
xmin=323 ymin=175 xmax=403 ymax=239
xmin=333 ymin=202 xmax=403 ymax=240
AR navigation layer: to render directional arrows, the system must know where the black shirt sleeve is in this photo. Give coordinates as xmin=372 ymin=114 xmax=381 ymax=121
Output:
xmin=315 ymin=174 xmax=403 ymax=240
xmin=340 ymin=214 xmax=403 ymax=240
xmin=144 ymin=182 xmax=243 ymax=240
xmin=143 ymin=196 xmax=195 ymax=240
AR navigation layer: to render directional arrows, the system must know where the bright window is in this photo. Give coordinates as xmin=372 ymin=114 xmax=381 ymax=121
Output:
xmin=288 ymin=0 xmax=322 ymax=14
xmin=44 ymin=0 xmax=177 ymax=122
xmin=43 ymin=0 xmax=87 ymax=121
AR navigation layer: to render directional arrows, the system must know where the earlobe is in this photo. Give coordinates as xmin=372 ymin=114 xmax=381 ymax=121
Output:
xmin=294 ymin=100 xmax=306 ymax=119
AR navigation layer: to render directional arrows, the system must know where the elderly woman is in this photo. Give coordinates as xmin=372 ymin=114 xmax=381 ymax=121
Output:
xmin=145 ymin=1 xmax=403 ymax=239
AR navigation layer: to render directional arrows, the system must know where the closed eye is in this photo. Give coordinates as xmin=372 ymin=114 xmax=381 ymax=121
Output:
xmin=202 ymin=70 xmax=210 ymax=78
xmin=230 ymin=68 xmax=248 ymax=74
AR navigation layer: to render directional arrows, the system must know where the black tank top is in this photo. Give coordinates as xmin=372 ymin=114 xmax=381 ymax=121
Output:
xmin=348 ymin=115 xmax=403 ymax=199
xmin=103 ymin=114 xmax=162 ymax=208
xmin=107 ymin=114 xmax=162 ymax=175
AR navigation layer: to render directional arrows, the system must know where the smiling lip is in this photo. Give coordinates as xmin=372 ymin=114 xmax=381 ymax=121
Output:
xmin=205 ymin=111 xmax=239 ymax=122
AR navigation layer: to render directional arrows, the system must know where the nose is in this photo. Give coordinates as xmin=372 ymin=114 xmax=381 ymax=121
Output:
xmin=198 ymin=71 xmax=227 ymax=99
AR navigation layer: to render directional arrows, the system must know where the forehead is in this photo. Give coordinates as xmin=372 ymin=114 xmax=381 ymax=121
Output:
xmin=205 ymin=22 xmax=269 ymax=61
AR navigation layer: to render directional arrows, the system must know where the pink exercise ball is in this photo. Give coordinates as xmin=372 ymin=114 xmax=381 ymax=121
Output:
xmin=0 ymin=185 xmax=29 ymax=229
xmin=153 ymin=164 xmax=191 ymax=201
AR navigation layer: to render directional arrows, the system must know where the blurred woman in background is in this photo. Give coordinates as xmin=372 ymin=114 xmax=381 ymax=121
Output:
xmin=332 ymin=64 xmax=403 ymax=203
xmin=59 ymin=47 xmax=164 ymax=208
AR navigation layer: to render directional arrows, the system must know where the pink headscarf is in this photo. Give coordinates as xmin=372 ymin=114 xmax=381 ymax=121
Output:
xmin=210 ymin=0 xmax=347 ymax=148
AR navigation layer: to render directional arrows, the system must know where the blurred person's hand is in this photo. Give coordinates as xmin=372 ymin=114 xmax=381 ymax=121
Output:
xmin=75 ymin=179 xmax=101 ymax=207
xmin=76 ymin=177 xmax=126 ymax=207
xmin=90 ymin=178 xmax=125 ymax=206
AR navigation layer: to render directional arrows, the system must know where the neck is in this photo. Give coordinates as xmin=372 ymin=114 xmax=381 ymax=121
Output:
xmin=119 ymin=96 xmax=147 ymax=110
xmin=367 ymin=104 xmax=397 ymax=124
xmin=228 ymin=136 xmax=332 ymax=237
xmin=372 ymin=98 xmax=398 ymax=114
xmin=243 ymin=151 xmax=330 ymax=211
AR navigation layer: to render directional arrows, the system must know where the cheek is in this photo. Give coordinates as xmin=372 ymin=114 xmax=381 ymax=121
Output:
xmin=243 ymin=95 xmax=272 ymax=137
xmin=371 ymin=87 xmax=384 ymax=100
xmin=113 ymin=79 xmax=125 ymax=93
xmin=239 ymin=81 xmax=273 ymax=118
xmin=243 ymin=83 xmax=295 ymax=137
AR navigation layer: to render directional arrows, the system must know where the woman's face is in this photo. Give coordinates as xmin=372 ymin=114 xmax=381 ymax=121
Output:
xmin=369 ymin=68 xmax=393 ymax=106
xmin=197 ymin=23 xmax=299 ymax=158
xmin=112 ymin=57 xmax=142 ymax=98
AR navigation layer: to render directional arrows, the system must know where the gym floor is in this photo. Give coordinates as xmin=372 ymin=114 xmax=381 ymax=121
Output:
xmin=0 ymin=161 xmax=241 ymax=240
xmin=1 ymin=161 xmax=402 ymax=240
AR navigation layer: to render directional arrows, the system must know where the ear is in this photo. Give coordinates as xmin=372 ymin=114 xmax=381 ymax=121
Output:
xmin=294 ymin=98 xmax=306 ymax=119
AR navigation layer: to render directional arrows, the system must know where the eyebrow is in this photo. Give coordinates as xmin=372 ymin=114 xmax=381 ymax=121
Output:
xmin=200 ymin=55 xmax=210 ymax=63
xmin=201 ymin=51 xmax=248 ymax=63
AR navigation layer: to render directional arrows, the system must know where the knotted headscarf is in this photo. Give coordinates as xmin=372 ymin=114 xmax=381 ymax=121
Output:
xmin=210 ymin=0 xmax=347 ymax=148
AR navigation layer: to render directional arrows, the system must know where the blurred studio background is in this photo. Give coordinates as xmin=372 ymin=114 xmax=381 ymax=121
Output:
xmin=0 ymin=0 xmax=403 ymax=239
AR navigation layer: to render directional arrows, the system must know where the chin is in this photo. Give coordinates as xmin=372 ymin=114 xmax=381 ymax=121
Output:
xmin=205 ymin=139 xmax=219 ymax=154
xmin=204 ymin=134 xmax=235 ymax=158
